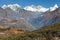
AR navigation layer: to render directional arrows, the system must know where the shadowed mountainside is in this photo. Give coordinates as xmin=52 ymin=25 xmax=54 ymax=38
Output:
xmin=0 ymin=7 xmax=60 ymax=31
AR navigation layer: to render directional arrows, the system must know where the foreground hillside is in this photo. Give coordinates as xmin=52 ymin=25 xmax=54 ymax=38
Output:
xmin=0 ymin=26 xmax=29 ymax=36
xmin=0 ymin=22 xmax=60 ymax=40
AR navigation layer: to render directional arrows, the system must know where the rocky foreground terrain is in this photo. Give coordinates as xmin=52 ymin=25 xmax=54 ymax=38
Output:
xmin=0 ymin=22 xmax=60 ymax=40
xmin=0 ymin=25 xmax=28 ymax=36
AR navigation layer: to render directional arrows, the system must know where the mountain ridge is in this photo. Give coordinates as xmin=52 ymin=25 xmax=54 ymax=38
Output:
xmin=0 ymin=5 xmax=60 ymax=31
xmin=2 ymin=4 xmax=59 ymax=12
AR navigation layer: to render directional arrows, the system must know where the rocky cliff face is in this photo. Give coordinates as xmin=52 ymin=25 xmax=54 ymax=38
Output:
xmin=0 ymin=7 xmax=60 ymax=31
xmin=29 ymin=7 xmax=60 ymax=29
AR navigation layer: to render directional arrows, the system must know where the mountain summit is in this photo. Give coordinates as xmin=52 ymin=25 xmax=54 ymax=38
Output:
xmin=50 ymin=4 xmax=59 ymax=11
xmin=2 ymin=4 xmax=21 ymax=11
xmin=24 ymin=5 xmax=49 ymax=12
xmin=2 ymin=4 xmax=59 ymax=12
xmin=0 ymin=4 xmax=60 ymax=31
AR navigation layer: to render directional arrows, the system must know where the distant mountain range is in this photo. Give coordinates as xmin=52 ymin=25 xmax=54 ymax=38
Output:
xmin=0 ymin=4 xmax=60 ymax=31
xmin=2 ymin=4 xmax=58 ymax=12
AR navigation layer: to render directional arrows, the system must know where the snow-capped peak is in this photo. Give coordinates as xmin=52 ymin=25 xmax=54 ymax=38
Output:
xmin=24 ymin=5 xmax=49 ymax=12
xmin=1 ymin=4 xmax=59 ymax=12
xmin=2 ymin=4 xmax=21 ymax=11
xmin=50 ymin=4 xmax=59 ymax=11
xmin=24 ymin=5 xmax=37 ymax=12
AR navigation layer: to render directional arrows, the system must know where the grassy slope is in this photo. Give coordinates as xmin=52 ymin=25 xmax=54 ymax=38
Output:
xmin=0 ymin=22 xmax=60 ymax=40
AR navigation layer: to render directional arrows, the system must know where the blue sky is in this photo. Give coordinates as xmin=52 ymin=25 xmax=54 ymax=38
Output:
xmin=0 ymin=0 xmax=60 ymax=7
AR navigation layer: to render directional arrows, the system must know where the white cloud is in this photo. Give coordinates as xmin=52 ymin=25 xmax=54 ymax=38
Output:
xmin=2 ymin=4 xmax=21 ymax=11
xmin=50 ymin=4 xmax=58 ymax=11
